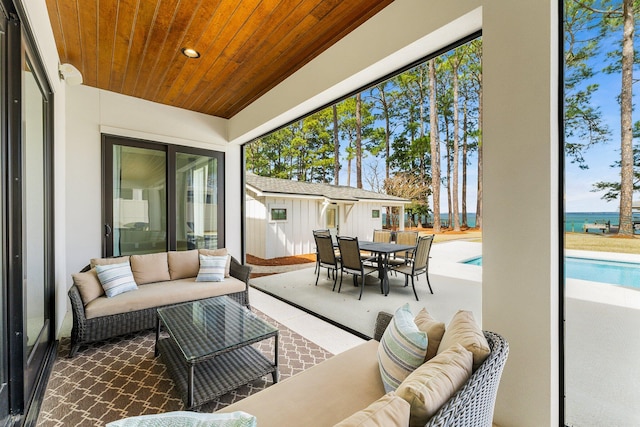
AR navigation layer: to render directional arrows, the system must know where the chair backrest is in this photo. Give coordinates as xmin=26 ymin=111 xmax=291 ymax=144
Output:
xmin=395 ymin=230 xmax=418 ymax=246
xmin=313 ymin=229 xmax=330 ymax=237
xmin=314 ymin=234 xmax=337 ymax=265
xmin=372 ymin=229 xmax=392 ymax=243
xmin=337 ymin=236 xmax=363 ymax=272
xmin=412 ymin=234 xmax=434 ymax=271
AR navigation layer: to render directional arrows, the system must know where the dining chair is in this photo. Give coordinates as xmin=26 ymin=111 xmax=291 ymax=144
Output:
xmin=373 ymin=229 xmax=392 ymax=243
xmin=388 ymin=230 xmax=419 ymax=269
xmin=314 ymin=233 xmax=340 ymax=290
xmin=337 ymin=236 xmax=378 ymax=300
xmin=312 ymin=229 xmax=331 ymax=274
xmin=390 ymin=234 xmax=435 ymax=300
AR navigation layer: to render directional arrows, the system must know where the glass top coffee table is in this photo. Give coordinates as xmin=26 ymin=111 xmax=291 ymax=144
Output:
xmin=154 ymin=296 xmax=279 ymax=408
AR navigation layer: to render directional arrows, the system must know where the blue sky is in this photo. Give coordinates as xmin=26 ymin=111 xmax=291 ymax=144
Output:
xmin=565 ymin=5 xmax=635 ymax=213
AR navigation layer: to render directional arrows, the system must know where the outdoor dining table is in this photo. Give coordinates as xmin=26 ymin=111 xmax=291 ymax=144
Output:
xmin=357 ymin=241 xmax=416 ymax=296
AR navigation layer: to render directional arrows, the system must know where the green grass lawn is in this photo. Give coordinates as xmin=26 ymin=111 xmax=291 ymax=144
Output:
xmin=565 ymin=232 xmax=640 ymax=254
xmin=427 ymin=230 xmax=640 ymax=254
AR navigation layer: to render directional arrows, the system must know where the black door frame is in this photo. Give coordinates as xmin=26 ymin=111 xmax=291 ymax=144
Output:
xmin=3 ymin=0 xmax=57 ymax=424
xmin=102 ymin=134 xmax=226 ymax=257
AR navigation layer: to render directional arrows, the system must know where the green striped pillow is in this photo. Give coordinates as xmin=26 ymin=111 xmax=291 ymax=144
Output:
xmin=96 ymin=262 xmax=138 ymax=298
xmin=377 ymin=304 xmax=428 ymax=392
xmin=196 ymin=255 xmax=227 ymax=282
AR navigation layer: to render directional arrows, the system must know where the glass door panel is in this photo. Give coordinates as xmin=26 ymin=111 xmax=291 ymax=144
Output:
xmin=23 ymin=60 xmax=47 ymax=362
xmin=176 ymin=153 xmax=219 ymax=250
xmin=112 ymin=145 xmax=167 ymax=255
xmin=0 ymin=12 xmax=8 ymax=423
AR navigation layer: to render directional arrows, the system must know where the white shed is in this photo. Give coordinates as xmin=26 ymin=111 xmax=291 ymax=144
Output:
xmin=245 ymin=174 xmax=410 ymax=259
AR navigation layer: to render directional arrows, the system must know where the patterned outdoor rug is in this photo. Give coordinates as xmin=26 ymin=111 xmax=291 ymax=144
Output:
xmin=37 ymin=309 xmax=332 ymax=426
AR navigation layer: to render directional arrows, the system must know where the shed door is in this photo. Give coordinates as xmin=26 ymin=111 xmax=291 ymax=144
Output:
xmin=325 ymin=204 xmax=339 ymax=238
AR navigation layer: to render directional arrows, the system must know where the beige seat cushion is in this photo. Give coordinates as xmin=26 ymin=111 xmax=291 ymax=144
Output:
xmin=334 ymin=392 xmax=410 ymax=427
xmin=437 ymin=310 xmax=490 ymax=371
xmin=72 ymin=268 xmax=105 ymax=305
xmin=396 ymin=344 xmax=473 ymax=427
xmin=130 ymin=252 xmax=171 ymax=285
xmin=84 ymin=277 xmax=246 ymax=319
xmin=199 ymin=248 xmax=231 ymax=277
xmin=168 ymin=250 xmax=199 ymax=279
xmin=90 ymin=256 xmax=130 ymax=269
xmin=218 ymin=340 xmax=386 ymax=427
xmin=414 ymin=308 xmax=446 ymax=362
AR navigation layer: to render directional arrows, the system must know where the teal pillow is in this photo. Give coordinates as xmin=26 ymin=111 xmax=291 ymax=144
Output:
xmin=96 ymin=262 xmax=138 ymax=298
xmin=196 ymin=255 xmax=227 ymax=282
xmin=377 ymin=304 xmax=428 ymax=392
xmin=106 ymin=411 xmax=257 ymax=427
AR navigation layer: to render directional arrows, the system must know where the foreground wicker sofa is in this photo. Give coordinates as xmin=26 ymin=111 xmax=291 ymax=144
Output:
xmin=218 ymin=310 xmax=509 ymax=427
xmin=67 ymin=249 xmax=251 ymax=357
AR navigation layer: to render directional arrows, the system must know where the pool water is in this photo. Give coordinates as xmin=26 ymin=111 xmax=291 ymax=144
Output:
xmin=462 ymin=256 xmax=640 ymax=289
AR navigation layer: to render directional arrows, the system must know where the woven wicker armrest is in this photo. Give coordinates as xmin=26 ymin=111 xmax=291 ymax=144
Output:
xmin=373 ymin=311 xmax=393 ymax=341
xmin=425 ymin=331 xmax=509 ymax=427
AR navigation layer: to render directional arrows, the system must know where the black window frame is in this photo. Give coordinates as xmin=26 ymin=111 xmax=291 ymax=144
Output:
xmin=101 ymin=134 xmax=225 ymax=256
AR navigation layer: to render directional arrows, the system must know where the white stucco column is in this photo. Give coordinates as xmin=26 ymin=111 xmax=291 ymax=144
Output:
xmin=483 ymin=1 xmax=560 ymax=426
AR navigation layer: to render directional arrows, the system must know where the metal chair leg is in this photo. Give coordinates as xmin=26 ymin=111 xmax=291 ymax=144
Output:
xmin=425 ymin=271 xmax=433 ymax=294
xmin=411 ymin=275 xmax=419 ymax=301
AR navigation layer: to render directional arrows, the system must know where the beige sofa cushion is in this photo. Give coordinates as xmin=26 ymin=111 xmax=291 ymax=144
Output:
xmin=414 ymin=308 xmax=446 ymax=361
xmin=334 ymin=392 xmax=410 ymax=427
xmin=168 ymin=250 xmax=199 ymax=279
xmin=72 ymin=268 xmax=105 ymax=305
xmin=84 ymin=276 xmax=246 ymax=319
xmin=90 ymin=256 xmax=130 ymax=269
xmin=199 ymin=248 xmax=231 ymax=277
xmin=130 ymin=252 xmax=171 ymax=285
xmin=218 ymin=340 xmax=386 ymax=427
xmin=396 ymin=344 xmax=473 ymax=426
xmin=437 ymin=310 xmax=490 ymax=371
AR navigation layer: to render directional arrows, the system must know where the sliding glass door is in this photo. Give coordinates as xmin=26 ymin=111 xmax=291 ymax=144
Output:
xmin=0 ymin=9 xmax=8 ymax=426
xmin=176 ymin=152 xmax=223 ymax=250
xmin=109 ymin=144 xmax=167 ymax=256
xmin=103 ymin=135 xmax=224 ymax=256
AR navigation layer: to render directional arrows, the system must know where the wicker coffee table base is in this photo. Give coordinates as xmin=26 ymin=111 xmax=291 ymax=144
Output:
xmin=157 ymin=337 xmax=278 ymax=409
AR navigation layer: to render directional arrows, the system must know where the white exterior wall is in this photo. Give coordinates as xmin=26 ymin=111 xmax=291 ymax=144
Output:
xmin=245 ymin=193 xmax=267 ymax=258
xmin=337 ymin=202 xmax=384 ymax=241
xmin=246 ymin=194 xmax=390 ymax=259
xmin=64 ymin=85 xmax=240 ymax=275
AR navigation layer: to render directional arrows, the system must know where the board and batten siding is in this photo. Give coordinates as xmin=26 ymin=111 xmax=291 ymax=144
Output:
xmin=338 ymin=202 xmax=384 ymax=241
xmin=245 ymin=193 xmax=267 ymax=258
xmin=246 ymin=189 xmax=393 ymax=258
xmin=263 ymin=197 xmax=319 ymax=259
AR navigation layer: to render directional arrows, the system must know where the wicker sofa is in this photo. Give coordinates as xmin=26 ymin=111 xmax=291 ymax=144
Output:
xmin=218 ymin=310 xmax=509 ymax=427
xmin=67 ymin=249 xmax=251 ymax=357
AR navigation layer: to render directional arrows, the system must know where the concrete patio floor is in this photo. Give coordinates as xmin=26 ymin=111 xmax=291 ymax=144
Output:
xmin=250 ymin=241 xmax=640 ymax=427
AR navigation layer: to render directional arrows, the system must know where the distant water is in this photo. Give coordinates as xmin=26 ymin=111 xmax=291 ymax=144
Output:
xmin=394 ymin=212 xmax=635 ymax=233
xmin=564 ymin=212 xmax=624 ymax=233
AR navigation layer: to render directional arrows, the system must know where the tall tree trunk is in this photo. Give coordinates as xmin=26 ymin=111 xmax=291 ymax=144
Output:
xmin=452 ymin=63 xmax=461 ymax=231
xmin=378 ymin=85 xmax=392 ymax=180
xmin=356 ymin=93 xmax=363 ymax=189
xmin=462 ymin=100 xmax=468 ymax=227
xmin=476 ymin=57 xmax=483 ymax=230
xmin=445 ymin=118 xmax=452 ymax=227
xmin=429 ymin=59 xmax=441 ymax=232
xmin=333 ymin=104 xmax=340 ymax=185
xmin=619 ymin=0 xmax=634 ymax=236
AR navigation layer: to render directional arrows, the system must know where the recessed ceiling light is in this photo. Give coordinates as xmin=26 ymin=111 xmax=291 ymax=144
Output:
xmin=181 ymin=47 xmax=200 ymax=59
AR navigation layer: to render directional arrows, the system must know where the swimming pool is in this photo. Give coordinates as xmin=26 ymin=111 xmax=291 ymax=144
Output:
xmin=462 ymin=256 xmax=640 ymax=289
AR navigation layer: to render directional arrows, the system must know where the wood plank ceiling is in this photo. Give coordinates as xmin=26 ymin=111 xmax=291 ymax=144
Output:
xmin=45 ymin=0 xmax=394 ymax=119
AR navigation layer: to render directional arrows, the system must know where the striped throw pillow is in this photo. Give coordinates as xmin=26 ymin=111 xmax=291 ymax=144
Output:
xmin=377 ymin=304 xmax=428 ymax=393
xmin=196 ymin=255 xmax=227 ymax=282
xmin=96 ymin=262 xmax=138 ymax=298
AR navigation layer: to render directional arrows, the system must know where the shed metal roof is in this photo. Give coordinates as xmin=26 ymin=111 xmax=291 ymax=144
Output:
xmin=246 ymin=174 xmax=410 ymax=204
